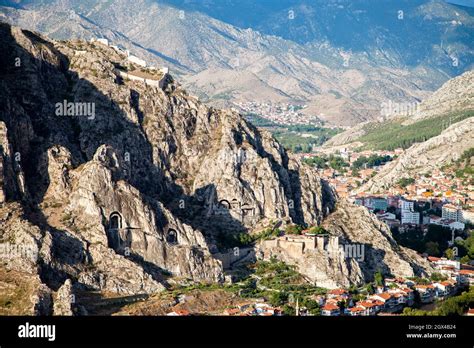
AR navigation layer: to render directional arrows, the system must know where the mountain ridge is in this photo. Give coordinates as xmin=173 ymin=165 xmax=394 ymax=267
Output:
xmin=1 ymin=0 xmax=472 ymax=126
xmin=0 ymin=23 xmax=431 ymax=310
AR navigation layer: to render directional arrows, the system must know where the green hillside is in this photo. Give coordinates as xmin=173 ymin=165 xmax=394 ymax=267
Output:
xmin=357 ymin=110 xmax=474 ymax=151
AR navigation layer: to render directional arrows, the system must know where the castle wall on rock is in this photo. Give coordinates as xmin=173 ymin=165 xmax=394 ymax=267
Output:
xmin=213 ymin=247 xmax=256 ymax=269
xmin=261 ymin=235 xmax=340 ymax=258
xmin=114 ymin=69 xmax=169 ymax=89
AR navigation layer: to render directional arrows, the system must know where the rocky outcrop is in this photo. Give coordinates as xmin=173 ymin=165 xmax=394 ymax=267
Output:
xmin=359 ymin=117 xmax=474 ymax=193
xmin=259 ymin=201 xmax=433 ymax=288
xmin=405 ymin=70 xmax=474 ymax=124
xmin=53 ymin=279 xmax=74 ymax=316
xmin=0 ymin=23 xmax=432 ymax=311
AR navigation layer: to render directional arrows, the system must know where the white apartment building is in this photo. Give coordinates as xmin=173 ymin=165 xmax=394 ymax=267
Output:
xmin=442 ymin=204 xmax=463 ymax=222
xmin=400 ymin=199 xmax=419 ymax=225
xmin=401 ymin=210 xmax=420 ymax=225
xmin=399 ymin=199 xmax=415 ymax=212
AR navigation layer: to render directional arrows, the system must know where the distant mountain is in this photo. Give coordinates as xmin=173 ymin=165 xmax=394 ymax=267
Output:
xmin=0 ymin=0 xmax=473 ymax=126
xmin=325 ymin=69 xmax=474 ymax=148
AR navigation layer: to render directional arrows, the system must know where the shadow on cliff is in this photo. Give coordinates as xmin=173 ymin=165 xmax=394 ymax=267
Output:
xmin=0 ymin=23 xmax=248 ymax=289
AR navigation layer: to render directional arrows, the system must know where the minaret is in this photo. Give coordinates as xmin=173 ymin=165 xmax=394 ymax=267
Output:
xmin=295 ymin=298 xmax=300 ymax=317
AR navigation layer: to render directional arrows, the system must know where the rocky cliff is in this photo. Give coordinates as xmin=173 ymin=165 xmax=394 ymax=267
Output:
xmin=258 ymin=201 xmax=432 ymax=288
xmin=0 ymin=24 xmax=431 ymax=312
xmin=358 ymin=117 xmax=474 ymax=193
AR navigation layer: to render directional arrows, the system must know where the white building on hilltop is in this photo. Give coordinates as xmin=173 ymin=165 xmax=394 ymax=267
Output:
xmin=90 ymin=38 xmax=109 ymax=46
xmin=125 ymin=50 xmax=147 ymax=67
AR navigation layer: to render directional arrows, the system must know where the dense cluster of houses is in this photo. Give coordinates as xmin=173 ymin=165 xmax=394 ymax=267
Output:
xmin=234 ymin=101 xmax=321 ymax=126
xmin=319 ymin=256 xmax=474 ymax=316
xmin=306 ymin=148 xmax=473 ymax=222
xmin=352 ymin=195 xmax=470 ymax=232
xmin=165 ymin=254 xmax=474 ymax=316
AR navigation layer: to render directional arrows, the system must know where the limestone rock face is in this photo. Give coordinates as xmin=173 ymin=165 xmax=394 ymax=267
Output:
xmin=258 ymin=201 xmax=433 ymax=288
xmin=53 ymin=279 xmax=74 ymax=316
xmin=321 ymin=202 xmax=432 ymax=279
xmin=0 ymin=23 xmax=432 ymax=308
xmin=359 ymin=117 xmax=474 ymax=193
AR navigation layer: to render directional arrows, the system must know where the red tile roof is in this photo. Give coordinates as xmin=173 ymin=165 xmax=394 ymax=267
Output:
xmin=359 ymin=301 xmax=377 ymax=308
xmin=322 ymin=303 xmax=340 ymax=311
xmin=329 ymin=288 xmax=348 ymax=295
xmin=376 ymin=293 xmax=393 ymax=300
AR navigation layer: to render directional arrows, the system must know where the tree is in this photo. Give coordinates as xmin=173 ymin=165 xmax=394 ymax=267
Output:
xmin=366 ymin=283 xmax=375 ymax=295
xmin=425 ymin=241 xmax=440 ymax=256
xmin=374 ymin=271 xmax=384 ymax=287
xmin=430 ymin=273 xmax=447 ymax=282
xmin=269 ymin=291 xmax=288 ymax=307
xmin=282 ymin=304 xmax=295 ymax=316
xmin=445 ymin=248 xmax=455 ymax=260
xmin=398 ymin=177 xmax=415 ymax=188
xmin=308 ymin=226 xmax=327 ymax=235
xmin=285 ymin=224 xmax=303 ymax=235
xmin=301 ymin=298 xmax=320 ymax=315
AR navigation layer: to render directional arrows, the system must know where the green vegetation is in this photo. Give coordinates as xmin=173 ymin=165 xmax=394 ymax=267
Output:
xmin=453 ymin=148 xmax=474 ymax=184
xmin=244 ymin=113 xmax=342 ymax=153
xmin=407 ymin=276 xmax=431 ymax=285
xmin=374 ymin=271 xmax=384 ymax=287
xmin=285 ymin=224 xmax=304 ymax=235
xmin=352 ymin=154 xmax=392 ymax=169
xmin=283 ymin=224 xmax=327 ymax=236
xmin=272 ymin=126 xmax=341 ymax=153
xmin=430 ymin=273 xmax=448 ymax=282
xmin=303 ymin=154 xmax=349 ymax=171
xmin=454 ymin=231 xmax=474 ymax=263
xmin=307 ymin=226 xmax=328 ymax=235
xmin=237 ymin=259 xmax=327 ymax=315
xmin=303 ymin=156 xmax=327 ymax=169
xmin=397 ymin=177 xmax=415 ymax=188
xmin=215 ymin=228 xmax=281 ymax=250
xmin=304 ymin=153 xmax=391 ymax=173
xmin=244 ymin=113 xmax=280 ymax=127
xmin=393 ymin=224 xmax=461 ymax=258
xmin=357 ymin=110 xmax=474 ymax=151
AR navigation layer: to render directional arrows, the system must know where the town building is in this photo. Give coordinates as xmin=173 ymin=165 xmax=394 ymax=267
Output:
xmin=401 ymin=210 xmax=420 ymax=225
xmin=399 ymin=198 xmax=420 ymax=225
xmin=442 ymin=204 xmax=464 ymax=222
xmin=321 ymin=303 xmax=340 ymax=316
